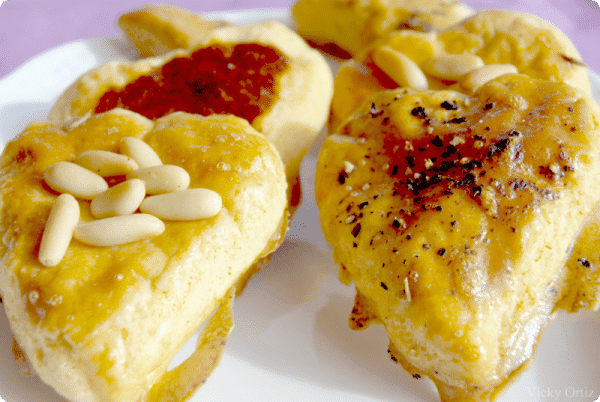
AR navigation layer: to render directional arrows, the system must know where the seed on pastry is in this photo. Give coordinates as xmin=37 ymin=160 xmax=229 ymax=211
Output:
xmin=127 ymin=165 xmax=190 ymax=195
xmin=140 ymin=188 xmax=222 ymax=221
xmin=38 ymin=193 xmax=80 ymax=267
xmin=73 ymin=214 xmax=165 ymax=246
xmin=44 ymin=161 xmax=108 ymax=200
xmin=372 ymin=46 xmax=428 ymax=90
xmin=74 ymin=150 xmax=139 ymax=177
xmin=91 ymin=179 xmax=146 ymax=218
xmin=418 ymin=54 xmax=484 ymax=82
xmin=459 ymin=63 xmax=519 ymax=92
xmin=120 ymin=137 xmax=163 ymax=168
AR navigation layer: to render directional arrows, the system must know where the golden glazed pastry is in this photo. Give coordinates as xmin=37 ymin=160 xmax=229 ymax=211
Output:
xmin=292 ymin=0 xmax=474 ymax=57
xmin=329 ymin=9 xmax=593 ymax=132
xmin=118 ymin=4 xmax=230 ymax=58
xmin=315 ymin=75 xmax=600 ymax=401
xmin=49 ymin=20 xmax=333 ymax=211
xmin=0 ymin=109 xmax=288 ymax=401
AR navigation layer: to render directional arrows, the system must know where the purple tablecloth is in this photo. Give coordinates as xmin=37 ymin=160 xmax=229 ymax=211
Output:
xmin=1 ymin=0 xmax=599 ymax=79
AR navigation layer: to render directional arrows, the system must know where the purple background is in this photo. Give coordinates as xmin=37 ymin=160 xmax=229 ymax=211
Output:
xmin=0 ymin=0 xmax=599 ymax=79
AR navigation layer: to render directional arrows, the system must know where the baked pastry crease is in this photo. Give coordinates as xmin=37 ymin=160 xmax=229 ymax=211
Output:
xmin=315 ymin=75 xmax=600 ymax=401
xmin=0 ymin=109 xmax=288 ymax=401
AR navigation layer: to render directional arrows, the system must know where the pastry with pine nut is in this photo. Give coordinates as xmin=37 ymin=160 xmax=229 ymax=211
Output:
xmin=292 ymin=0 xmax=474 ymax=58
xmin=329 ymin=9 xmax=593 ymax=132
xmin=315 ymin=75 xmax=600 ymax=401
xmin=49 ymin=20 xmax=333 ymax=213
xmin=0 ymin=108 xmax=288 ymax=402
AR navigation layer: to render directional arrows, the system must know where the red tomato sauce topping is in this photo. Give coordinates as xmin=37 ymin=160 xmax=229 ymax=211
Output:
xmin=95 ymin=44 xmax=288 ymax=123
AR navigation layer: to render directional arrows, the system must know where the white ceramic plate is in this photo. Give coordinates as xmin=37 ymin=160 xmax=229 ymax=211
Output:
xmin=0 ymin=8 xmax=599 ymax=402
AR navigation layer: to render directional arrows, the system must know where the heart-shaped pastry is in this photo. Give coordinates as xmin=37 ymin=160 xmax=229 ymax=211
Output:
xmin=0 ymin=109 xmax=287 ymax=401
xmin=49 ymin=20 xmax=333 ymax=212
xmin=315 ymin=74 xmax=600 ymax=400
xmin=329 ymin=9 xmax=592 ymax=132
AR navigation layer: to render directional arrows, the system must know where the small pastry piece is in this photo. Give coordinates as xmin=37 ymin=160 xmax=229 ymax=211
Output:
xmin=0 ymin=109 xmax=288 ymax=401
xmin=292 ymin=0 xmax=473 ymax=57
xmin=118 ymin=4 xmax=230 ymax=58
xmin=329 ymin=9 xmax=593 ymax=132
xmin=49 ymin=21 xmax=333 ymax=212
xmin=315 ymin=75 xmax=600 ymax=401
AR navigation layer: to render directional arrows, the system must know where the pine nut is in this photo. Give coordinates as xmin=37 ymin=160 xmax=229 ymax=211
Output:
xmin=421 ymin=54 xmax=484 ymax=81
xmin=459 ymin=64 xmax=519 ymax=92
xmin=91 ymin=179 xmax=146 ymax=218
xmin=120 ymin=137 xmax=162 ymax=168
xmin=372 ymin=46 xmax=428 ymax=90
xmin=74 ymin=150 xmax=139 ymax=177
xmin=73 ymin=214 xmax=165 ymax=247
xmin=39 ymin=194 xmax=80 ymax=267
xmin=44 ymin=161 xmax=108 ymax=200
xmin=140 ymin=188 xmax=222 ymax=221
xmin=126 ymin=165 xmax=190 ymax=195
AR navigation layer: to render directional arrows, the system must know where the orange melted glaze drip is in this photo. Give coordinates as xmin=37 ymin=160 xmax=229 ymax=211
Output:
xmin=95 ymin=44 xmax=288 ymax=122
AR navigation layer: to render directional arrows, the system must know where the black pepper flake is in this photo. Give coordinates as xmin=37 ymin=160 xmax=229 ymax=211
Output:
xmin=411 ymin=106 xmax=428 ymax=119
xmin=437 ymin=248 xmax=446 ymax=256
xmin=381 ymin=282 xmax=388 ymax=290
xmin=358 ymin=201 xmax=369 ymax=209
xmin=406 ymin=234 xmax=412 ymax=240
xmin=441 ymin=145 xmax=457 ymax=158
xmin=472 ymin=186 xmax=482 ymax=197
xmin=391 ymin=165 xmax=399 ymax=175
xmin=435 ymin=206 xmax=443 ymax=211
xmin=441 ymin=100 xmax=458 ymax=110
xmin=353 ymin=242 xmax=358 ymax=248
xmin=484 ymin=102 xmax=495 ymax=110
xmin=346 ymin=203 xmax=353 ymax=212
xmin=430 ymin=136 xmax=444 ymax=147
xmin=578 ymin=258 xmax=591 ymax=268
xmin=449 ymin=117 xmax=467 ymax=124
xmin=351 ymin=223 xmax=361 ymax=237
xmin=508 ymin=130 xmax=521 ymax=137
xmin=568 ymin=106 xmax=574 ymax=112
xmin=392 ymin=219 xmax=402 ymax=228
xmin=451 ymin=221 xmax=458 ymax=227
xmin=338 ymin=171 xmax=347 ymax=184
xmin=413 ymin=374 xmax=422 ymax=379
xmin=488 ymin=138 xmax=511 ymax=157
xmin=463 ymin=160 xmax=483 ymax=170
xmin=406 ymin=156 xmax=416 ymax=167
xmin=383 ymin=117 xmax=390 ymax=125
xmin=370 ymin=102 xmax=384 ymax=117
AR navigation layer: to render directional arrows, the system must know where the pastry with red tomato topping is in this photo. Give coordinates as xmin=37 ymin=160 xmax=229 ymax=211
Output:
xmin=315 ymin=75 xmax=600 ymax=401
xmin=49 ymin=21 xmax=334 ymax=212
